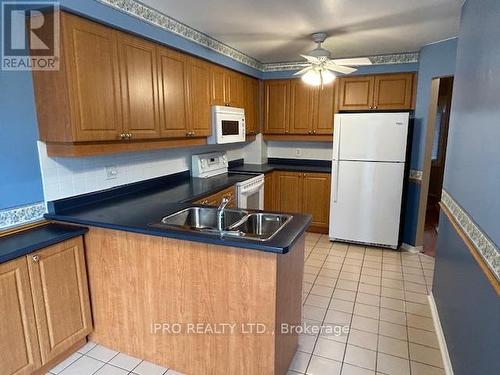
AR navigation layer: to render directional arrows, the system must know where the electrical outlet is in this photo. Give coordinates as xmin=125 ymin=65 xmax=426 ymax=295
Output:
xmin=295 ymin=148 xmax=302 ymax=157
xmin=105 ymin=165 xmax=118 ymax=180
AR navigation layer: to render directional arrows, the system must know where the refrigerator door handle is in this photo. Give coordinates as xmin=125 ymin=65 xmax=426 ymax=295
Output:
xmin=333 ymin=121 xmax=341 ymax=203
xmin=333 ymin=160 xmax=340 ymax=203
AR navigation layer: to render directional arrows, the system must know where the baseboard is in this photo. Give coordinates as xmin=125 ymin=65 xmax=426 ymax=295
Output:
xmin=400 ymin=242 xmax=423 ymax=253
xmin=428 ymin=293 xmax=454 ymax=375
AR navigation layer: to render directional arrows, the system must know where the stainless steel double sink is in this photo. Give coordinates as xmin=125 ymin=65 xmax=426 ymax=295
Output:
xmin=152 ymin=207 xmax=292 ymax=241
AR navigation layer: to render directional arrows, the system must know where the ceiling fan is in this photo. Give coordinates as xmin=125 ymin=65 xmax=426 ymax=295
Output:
xmin=294 ymin=32 xmax=372 ymax=86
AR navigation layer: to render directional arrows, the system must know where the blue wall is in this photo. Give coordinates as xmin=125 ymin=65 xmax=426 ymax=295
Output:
xmin=0 ymin=69 xmax=44 ymax=209
xmin=411 ymin=38 xmax=457 ymax=170
xmin=402 ymin=38 xmax=457 ymax=246
xmin=434 ymin=1 xmax=500 ymax=374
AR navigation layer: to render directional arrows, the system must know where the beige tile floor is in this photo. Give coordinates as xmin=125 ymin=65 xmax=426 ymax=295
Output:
xmin=47 ymin=233 xmax=442 ymax=375
xmin=290 ymin=233 xmax=443 ymax=375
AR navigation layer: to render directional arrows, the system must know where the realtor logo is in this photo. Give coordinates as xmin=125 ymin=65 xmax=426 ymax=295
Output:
xmin=1 ymin=1 xmax=60 ymax=70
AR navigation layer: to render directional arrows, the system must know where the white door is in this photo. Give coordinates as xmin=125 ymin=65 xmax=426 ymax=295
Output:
xmin=335 ymin=113 xmax=409 ymax=162
xmin=330 ymin=160 xmax=405 ymax=247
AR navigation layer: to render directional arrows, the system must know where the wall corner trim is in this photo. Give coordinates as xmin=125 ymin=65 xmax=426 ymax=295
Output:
xmin=428 ymin=293 xmax=454 ymax=375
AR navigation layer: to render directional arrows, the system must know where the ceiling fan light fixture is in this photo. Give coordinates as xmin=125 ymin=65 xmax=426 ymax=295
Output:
xmin=321 ymin=69 xmax=336 ymax=85
xmin=301 ymin=69 xmax=322 ymax=86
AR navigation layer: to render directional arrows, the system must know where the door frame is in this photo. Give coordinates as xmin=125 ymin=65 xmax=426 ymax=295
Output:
xmin=414 ymin=76 xmax=453 ymax=247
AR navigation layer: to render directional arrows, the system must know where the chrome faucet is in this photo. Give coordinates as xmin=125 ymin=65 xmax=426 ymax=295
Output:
xmin=217 ymin=196 xmax=231 ymax=231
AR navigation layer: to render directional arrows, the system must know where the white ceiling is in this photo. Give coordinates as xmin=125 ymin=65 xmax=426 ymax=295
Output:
xmin=141 ymin=0 xmax=461 ymax=63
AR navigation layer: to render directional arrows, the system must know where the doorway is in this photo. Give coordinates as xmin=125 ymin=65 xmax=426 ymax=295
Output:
xmin=422 ymin=76 xmax=454 ymax=256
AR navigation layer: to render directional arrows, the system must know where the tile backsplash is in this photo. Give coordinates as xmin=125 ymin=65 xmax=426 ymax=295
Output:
xmin=37 ymin=141 xmax=253 ymax=201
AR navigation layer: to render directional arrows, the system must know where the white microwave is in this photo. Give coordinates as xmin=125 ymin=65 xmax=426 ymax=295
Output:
xmin=208 ymin=106 xmax=246 ymax=144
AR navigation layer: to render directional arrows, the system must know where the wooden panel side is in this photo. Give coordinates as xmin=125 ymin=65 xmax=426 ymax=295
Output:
xmin=275 ymin=235 xmax=304 ymax=375
xmin=32 ymin=11 xmax=73 ymax=143
xmin=84 ymin=227 xmax=279 ymax=374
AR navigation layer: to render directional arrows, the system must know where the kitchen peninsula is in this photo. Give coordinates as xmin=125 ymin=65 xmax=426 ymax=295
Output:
xmin=45 ymin=170 xmax=310 ymax=374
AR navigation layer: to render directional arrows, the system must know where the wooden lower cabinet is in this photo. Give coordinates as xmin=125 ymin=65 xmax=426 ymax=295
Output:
xmin=28 ymin=237 xmax=93 ymax=364
xmin=194 ymin=186 xmax=237 ymax=208
xmin=264 ymin=172 xmax=274 ymax=210
xmin=302 ymin=173 xmax=331 ymax=231
xmin=0 ymin=258 xmax=42 ymax=375
xmin=272 ymin=171 xmax=331 ymax=233
xmin=276 ymin=172 xmax=303 ymax=213
xmin=0 ymin=236 xmax=92 ymax=375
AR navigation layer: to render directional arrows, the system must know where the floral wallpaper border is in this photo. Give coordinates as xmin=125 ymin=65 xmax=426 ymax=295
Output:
xmin=0 ymin=202 xmax=46 ymax=230
xmin=96 ymin=0 xmax=419 ymax=72
xmin=441 ymin=189 xmax=499 ymax=282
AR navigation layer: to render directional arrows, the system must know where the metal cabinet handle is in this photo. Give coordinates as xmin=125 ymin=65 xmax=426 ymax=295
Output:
xmin=373 ymin=105 xmax=378 ymax=109
xmin=32 ymin=254 xmax=40 ymax=263
xmin=191 ymin=131 xmax=195 ymax=136
xmin=127 ymin=133 xmax=132 ymax=139
xmin=312 ymin=130 xmax=316 ymax=134
xmin=119 ymin=133 xmax=126 ymax=139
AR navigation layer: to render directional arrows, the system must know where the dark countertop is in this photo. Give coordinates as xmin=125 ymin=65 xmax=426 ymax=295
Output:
xmin=0 ymin=223 xmax=88 ymax=264
xmin=229 ymin=158 xmax=332 ymax=174
xmin=45 ymin=171 xmax=311 ymax=254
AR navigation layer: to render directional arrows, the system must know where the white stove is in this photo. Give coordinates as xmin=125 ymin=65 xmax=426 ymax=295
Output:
xmin=191 ymin=152 xmax=264 ymax=210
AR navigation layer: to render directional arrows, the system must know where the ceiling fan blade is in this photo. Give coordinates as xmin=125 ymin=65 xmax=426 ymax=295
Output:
xmin=300 ymin=54 xmax=321 ymax=64
xmin=325 ymin=63 xmax=357 ymax=74
xmin=332 ymin=57 xmax=372 ymax=66
xmin=293 ymin=66 xmax=314 ymax=75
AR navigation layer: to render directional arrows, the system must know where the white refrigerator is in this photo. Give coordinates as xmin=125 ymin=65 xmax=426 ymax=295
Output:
xmin=329 ymin=112 xmax=409 ymax=249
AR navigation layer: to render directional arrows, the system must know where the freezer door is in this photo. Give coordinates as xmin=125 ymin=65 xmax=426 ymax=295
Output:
xmin=329 ymin=160 xmax=405 ymax=247
xmin=337 ymin=113 xmax=409 ymax=162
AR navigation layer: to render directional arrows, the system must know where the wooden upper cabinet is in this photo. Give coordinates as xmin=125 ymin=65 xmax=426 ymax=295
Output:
xmin=314 ymin=82 xmax=336 ymax=134
xmin=243 ymin=77 xmax=260 ymax=135
xmin=186 ymin=58 xmax=212 ymax=137
xmin=27 ymin=237 xmax=92 ymax=364
xmin=224 ymin=70 xmax=244 ymax=107
xmin=338 ymin=75 xmax=375 ymax=111
xmin=276 ymin=172 xmax=302 ymax=212
xmin=63 ymin=13 xmax=123 ymax=141
xmin=210 ymin=65 xmax=226 ymax=106
xmin=264 ymin=80 xmax=290 ymax=134
xmin=0 ymin=258 xmax=41 ymax=375
xmin=157 ymin=47 xmax=189 ymax=137
xmin=373 ymin=73 xmax=413 ymax=110
xmin=118 ymin=33 xmax=160 ymax=139
xmin=302 ymin=173 xmax=331 ymax=229
xmin=289 ymin=79 xmax=316 ymax=134
xmin=338 ymin=73 xmax=415 ymax=111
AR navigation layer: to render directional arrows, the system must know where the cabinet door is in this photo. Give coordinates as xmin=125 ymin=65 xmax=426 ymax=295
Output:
xmin=315 ymin=82 xmax=335 ymax=134
xmin=186 ymin=58 xmax=212 ymax=137
xmin=118 ymin=33 xmax=160 ymax=139
xmin=225 ymin=71 xmax=244 ymax=107
xmin=289 ymin=79 xmax=316 ymax=134
xmin=210 ymin=65 xmax=226 ymax=105
xmin=373 ymin=73 xmax=413 ymax=110
xmin=243 ymin=77 xmax=259 ymax=135
xmin=27 ymin=237 xmax=92 ymax=364
xmin=157 ymin=47 xmax=189 ymax=137
xmin=264 ymin=172 xmax=274 ymax=210
xmin=338 ymin=75 xmax=374 ymax=111
xmin=264 ymin=80 xmax=290 ymax=134
xmin=276 ymin=172 xmax=302 ymax=213
xmin=0 ymin=258 xmax=41 ymax=375
xmin=302 ymin=173 xmax=331 ymax=229
xmin=63 ymin=13 xmax=123 ymax=141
